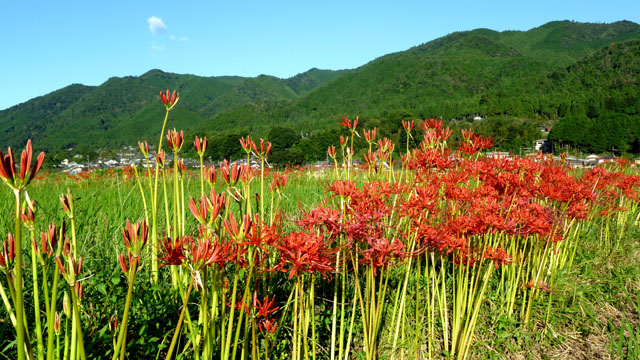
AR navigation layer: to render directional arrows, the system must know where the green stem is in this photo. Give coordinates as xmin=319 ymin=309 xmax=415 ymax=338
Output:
xmin=112 ymin=262 xmax=138 ymax=360
xmin=166 ymin=280 xmax=194 ymax=360
xmin=30 ymin=230 xmax=45 ymax=360
xmin=14 ymin=189 xmax=26 ymax=360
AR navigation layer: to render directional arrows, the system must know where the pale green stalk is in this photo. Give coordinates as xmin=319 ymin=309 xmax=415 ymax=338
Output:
xmin=13 ymin=189 xmax=26 ymax=360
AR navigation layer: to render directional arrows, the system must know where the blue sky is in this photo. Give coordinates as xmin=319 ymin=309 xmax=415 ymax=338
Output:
xmin=1 ymin=0 xmax=639 ymax=110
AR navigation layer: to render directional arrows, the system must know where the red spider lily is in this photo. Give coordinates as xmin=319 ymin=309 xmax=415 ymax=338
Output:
xmin=0 ymin=139 xmax=45 ymax=189
xmin=363 ymin=150 xmax=377 ymax=170
xmin=459 ymin=132 xmax=493 ymax=155
xmin=36 ymin=224 xmax=58 ymax=260
xmin=339 ymin=136 xmax=347 ymax=147
xmin=269 ymin=173 xmax=288 ymax=192
xmin=363 ymin=128 xmax=377 ymax=143
xmin=56 ymin=255 xmax=83 ymax=283
xmin=377 ymin=148 xmax=390 ymax=163
xmin=253 ymin=292 xmax=279 ymax=318
xmin=194 ymin=136 xmax=208 ymax=156
xmin=239 ymin=164 xmax=253 ymax=184
xmin=483 ymin=246 xmax=512 ymax=268
xmin=402 ymin=120 xmax=415 ymax=132
xmin=209 ymin=188 xmax=227 ymax=219
xmin=60 ymin=188 xmax=73 ymax=216
xmin=299 ymin=205 xmax=342 ymax=239
xmin=189 ymin=197 xmax=209 ymax=225
xmin=328 ymin=180 xmax=357 ymax=199
xmin=108 ymin=315 xmax=118 ymax=333
xmin=167 ymin=129 xmax=184 ymax=152
xmin=273 ymin=231 xmax=333 ymax=279
xmin=54 ymin=313 xmax=61 ymax=334
xmin=239 ymin=136 xmax=255 ymax=154
xmin=138 ymin=141 xmax=149 ymax=157
xmin=421 ymin=117 xmax=443 ymax=131
xmin=377 ymin=137 xmax=394 ymax=153
xmin=188 ymin=238 xmax=235 ymax=271
xmin=160 ymin=89 xmax=179 ymax=110
xmin=524 ymin=280 xmax=550 ymax=292
xmin=362 ymin=237 xmax=405 ymax=275
xmin=204 ymin=165 xmax=216 ymax=186
xmin=177 ymin=159 xmax=187 ymax=174
xmin=339 ymin=116 xmax=359 ymax=131
xmin=20 ymin=200 xmax=36 ymax=226
xmin=251 ymin=138 xmax=272 ymax=158
xmin=258 ymin=318 xmax=278 ymax=335
xmin=158 ymin=236 xmax=188 ymax=267
xmin=155 ymin=150 xmax=166 ymax=168
xmin=122 ymin=220 xmax=148 ymax=257
xmin=118 ymin=252 xmax=139 ymax=275
xmin=327 ymin=145 xmax=337 ymax=159
xmin=220 ymin=159 xmax=242 ymax=186
xmin=0 ymin=233 xmax=15 ymax=271
xmin=224 ymin=213 xmax=252 ymax=242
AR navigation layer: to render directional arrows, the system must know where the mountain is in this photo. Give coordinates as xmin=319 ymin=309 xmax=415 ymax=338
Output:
xmin=1 ymin=20 xmax=639 ymax=159
xmin=0 ymin=68 xmax=346 ymax=153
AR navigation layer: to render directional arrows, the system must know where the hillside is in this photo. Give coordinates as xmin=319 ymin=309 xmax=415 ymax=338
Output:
xmin=0 ymin=68 xmax=345 ymax=152
xmin=1 ymin=20 xmax=640 ymax=157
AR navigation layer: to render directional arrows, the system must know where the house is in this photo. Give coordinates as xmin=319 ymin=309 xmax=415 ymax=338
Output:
xmin=534 ymin=139 xmax=550 ymax=152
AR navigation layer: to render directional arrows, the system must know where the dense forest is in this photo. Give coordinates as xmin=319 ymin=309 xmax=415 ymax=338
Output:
xmin=1 ymin=20 xmax=640 ymax=164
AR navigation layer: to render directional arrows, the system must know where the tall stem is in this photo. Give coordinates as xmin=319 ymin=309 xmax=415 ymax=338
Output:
xmin=14 ymin=189 xmax=26 ymax=360
xmin=166 ymin=279 xmax=194 ymax=360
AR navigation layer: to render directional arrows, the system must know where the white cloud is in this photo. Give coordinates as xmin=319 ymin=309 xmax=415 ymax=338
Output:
xmin=170 ymin=34 xmax=189 ymax=41
xmin=147 ymin=16 xmax=167 ymax=34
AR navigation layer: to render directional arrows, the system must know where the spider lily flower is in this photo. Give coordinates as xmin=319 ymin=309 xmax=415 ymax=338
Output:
xmin=189 ymin=197 xmax=210 ymax=225
xmin=251 ymin=138 xmax=272 ymax=159
xmin=177 ymin=159 xmax=187 ymax=175
xmin=194 ymin=136 xmax=208 ymax=156
xmin=220 ymin=159 xmax=242 ymax=186
xmin=122 ymin=220 xmax=148 ymax=257
xmin=160 ymin=89 xmax=179 ymax=110
xmin=363 ymin=127 xmax=377 ymax=144
xmin=138 ymin=141 xmax=149 ymax=157
xmin=327 ymin=145 xmax=337 ymax=159
xmin=158 ymin=235 xmax=188 ymax=267
xmin=239 ymin=136 xmax=255 ymax=154
xmin=20 ymin=200 xmax=36 ymax=228
xmin=204 ymin=165 xmax=216 ymax=186
xmin=253 ymin=292 xmax=279 ymax=318
xmin=259 ymin=318 xmax=278 ymax=335
xmin=269 ymin=173 xmax=288 ymax=193
xmin=118 ymin=252 xmax=139 ymax=275
xmin=60 ymin=188 xmax=74 ymax=218
xmin=223 ymin=213 xmax=252 ymax=242
xmin=402 ymin=119 xmax=415 ymax=132
xmin=155 ymin=150 xmax=166 ymax=168
xmin=167 ymin=129 xmax=184 ymax=153
xmin=0 ymin=233 xmax=15 ymax=272
xmin=339 ymin=116 xmax=359 ymax=132
xmin=0 ymin=139 xmax=45 ymax=190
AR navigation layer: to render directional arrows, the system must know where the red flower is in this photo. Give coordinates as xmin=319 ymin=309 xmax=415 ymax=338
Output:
xmin=194 ymin=136 xmax=208 ymax=156
xmin=160 ymin=89 xmax=179 ymax=110
xmin=167 ymin=129 xmax=184 ymax=152
xmin=253 ymin=292 xmax=279 ymax=318
xmin=0 ymin=139 xmax=45 ymax=189
xmin=158 ymin=236 xmax=188 ymax=267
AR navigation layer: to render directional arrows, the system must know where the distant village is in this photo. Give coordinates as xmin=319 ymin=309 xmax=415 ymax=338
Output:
xmin=55 ymin=140 xmax=638 ymax=175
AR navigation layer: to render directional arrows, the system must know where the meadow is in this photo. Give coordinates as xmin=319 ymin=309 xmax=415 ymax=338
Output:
xmin=1 ymin=92 xmax=640 ymax=360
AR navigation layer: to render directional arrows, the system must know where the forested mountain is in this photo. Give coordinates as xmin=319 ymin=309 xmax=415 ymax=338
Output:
xmin=1 ymin=20 xmax=639 ymax=161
